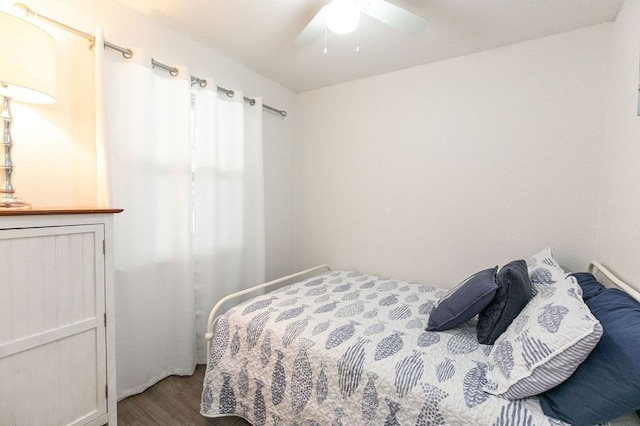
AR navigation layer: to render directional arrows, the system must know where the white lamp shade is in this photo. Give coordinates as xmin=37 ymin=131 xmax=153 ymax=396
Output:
xmin=0 ymin=11 xmax=56 ymax=104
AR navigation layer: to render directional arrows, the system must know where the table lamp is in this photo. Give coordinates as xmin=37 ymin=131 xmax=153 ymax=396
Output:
xmin=0 ymin=11 xmax=56 ymax=209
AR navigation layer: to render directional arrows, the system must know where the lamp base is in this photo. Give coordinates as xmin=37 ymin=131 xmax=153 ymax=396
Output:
xmin=1 ymin=96 xmax=31 ymax=210
xmin=0 ymin=193 xmax=31 ymax=209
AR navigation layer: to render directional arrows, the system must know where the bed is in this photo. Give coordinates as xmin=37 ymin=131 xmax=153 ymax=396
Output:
xmin=200 ymin=249 xmax=640 ymax=425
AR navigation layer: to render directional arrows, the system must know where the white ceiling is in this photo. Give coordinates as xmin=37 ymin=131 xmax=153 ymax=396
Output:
xmin=112 ymin=0 xmax=624 ymax=93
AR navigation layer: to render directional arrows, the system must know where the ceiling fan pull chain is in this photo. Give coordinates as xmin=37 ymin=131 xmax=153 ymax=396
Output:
xmin=323 ymin=26 xmax=328 ymax=54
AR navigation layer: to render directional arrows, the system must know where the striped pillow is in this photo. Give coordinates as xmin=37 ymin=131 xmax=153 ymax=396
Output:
xmin=483 ymin=275 xmax=602 ymax=399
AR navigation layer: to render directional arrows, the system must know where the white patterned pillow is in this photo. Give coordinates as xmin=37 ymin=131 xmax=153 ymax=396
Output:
xmin=526 ymin=247 xmax=567 ymax=290
xmin=483 ymin=275 xmax=602 ymax=399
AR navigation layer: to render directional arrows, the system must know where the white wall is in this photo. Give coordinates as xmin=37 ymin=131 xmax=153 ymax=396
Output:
xmin=6 ymin=0 xmax=636 ymax=291
xmin=0 ymin=0 xmax=297 ymax=280
xmin=0 ymin=1 xmax=97 ymax=207
xmin=297 ymin=25 xmax=612 ymax=288
xmin=597 ymin=0 xmax=640 ymax=287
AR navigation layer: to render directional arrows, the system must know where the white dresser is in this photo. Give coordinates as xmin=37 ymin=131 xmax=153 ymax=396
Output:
xmin=0 ymin=208 xmax=122 ymax=426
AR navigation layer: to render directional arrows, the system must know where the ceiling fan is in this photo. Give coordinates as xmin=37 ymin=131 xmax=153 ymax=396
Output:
xmin=295 ymin=0 xmax=428 ymax=45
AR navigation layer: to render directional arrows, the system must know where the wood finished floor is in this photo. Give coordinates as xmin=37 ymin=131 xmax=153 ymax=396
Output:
xmin=117 ymin=365 xmax=252 ymax=426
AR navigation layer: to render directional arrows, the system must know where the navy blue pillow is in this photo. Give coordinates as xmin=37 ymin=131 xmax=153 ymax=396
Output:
xmin=572 ymin=272 xmax=606 ymax=301
xmin=426 ymin=267 xmax=498 ymax=332
xmin=539 ymin=286 xmax=640 ymax=425
xmin=476 ymin=259 xmax=532 ymax=345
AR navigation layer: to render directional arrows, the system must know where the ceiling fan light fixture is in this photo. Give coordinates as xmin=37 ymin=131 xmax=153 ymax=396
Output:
xmin=326 ymin=0 xmax=360 ymax=34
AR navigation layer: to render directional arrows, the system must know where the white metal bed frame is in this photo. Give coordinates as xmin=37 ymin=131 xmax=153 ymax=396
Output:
xmin=205 ymin=264 xmax=331 ymax=357
xmin=204 ymin=261 xmax=640 ymax=364
xmin=588 ymin=261 xmax=640 ymax=303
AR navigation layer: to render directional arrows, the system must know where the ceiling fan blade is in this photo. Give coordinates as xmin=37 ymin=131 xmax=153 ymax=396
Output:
xmin=363 ymin=0 xmax=427 ymax=34
xmin=295 ymin=5 xmax=329 ymax=45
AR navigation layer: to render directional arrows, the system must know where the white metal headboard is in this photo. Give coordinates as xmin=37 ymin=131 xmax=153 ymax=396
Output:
xmin=204 ymin=264 xmax=331 ymax=359
xmin=588 ymin=261 xmax=640 ymax=303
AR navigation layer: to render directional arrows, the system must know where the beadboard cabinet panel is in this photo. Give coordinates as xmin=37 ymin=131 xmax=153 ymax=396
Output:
xmin=0 ymin=210 xmax=119 ymax=426
xmin=0 ymin=330 xmax=101 ymax=425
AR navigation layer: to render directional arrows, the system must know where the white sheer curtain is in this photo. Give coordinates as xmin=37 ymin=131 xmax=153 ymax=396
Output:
xmin=95 ymin=29 xmax=265 ymax=398
xmin=192 ymin=82 xmax=266 ymax=363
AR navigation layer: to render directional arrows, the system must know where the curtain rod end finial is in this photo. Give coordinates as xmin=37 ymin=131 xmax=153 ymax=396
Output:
xmin=13 ymin=3 xmax=33 ymax=18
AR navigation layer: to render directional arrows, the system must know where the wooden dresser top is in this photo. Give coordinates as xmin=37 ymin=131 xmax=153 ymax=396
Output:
xmin=0 ymin=207 xmax=123 ymax=216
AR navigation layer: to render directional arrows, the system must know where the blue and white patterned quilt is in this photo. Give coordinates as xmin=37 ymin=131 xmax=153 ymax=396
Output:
xmin=200 ymin=270 xmax=564 ymax=425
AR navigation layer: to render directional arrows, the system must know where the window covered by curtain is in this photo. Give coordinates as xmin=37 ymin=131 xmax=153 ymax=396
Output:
xmin=192 ymin=80 xmax=265 ymax=364
xmin=95 ymin=29 xmax=265 ymax=399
